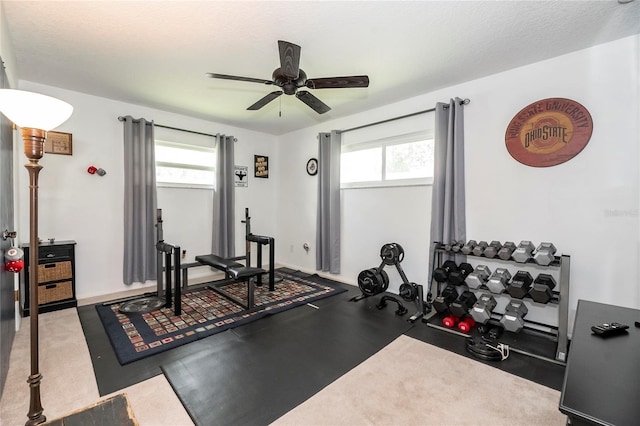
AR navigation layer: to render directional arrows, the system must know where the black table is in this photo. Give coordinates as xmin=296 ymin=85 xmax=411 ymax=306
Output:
xmin=559 ymin=299 xmax=640 ymax=425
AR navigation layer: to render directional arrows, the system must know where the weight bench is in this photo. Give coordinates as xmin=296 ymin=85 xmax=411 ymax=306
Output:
xmin=194 ymin=254 xmax=266 ymax=309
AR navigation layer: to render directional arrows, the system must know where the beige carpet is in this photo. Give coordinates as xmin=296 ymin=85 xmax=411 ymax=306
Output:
xmin=0 ymin=309 xmax=193 ymax=426
xmin=1 ymin=309 xmax=565 ymax=426
xmin=272 ymin=335 xmax=565 ymax=426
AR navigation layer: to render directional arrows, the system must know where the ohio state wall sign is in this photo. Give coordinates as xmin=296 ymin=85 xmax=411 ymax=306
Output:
xmin=505 ymin=98 xmax=593 ymax=167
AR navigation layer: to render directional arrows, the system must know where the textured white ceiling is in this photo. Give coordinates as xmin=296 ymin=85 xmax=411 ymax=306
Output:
xmin=2 ymin=0 xmax=639 ymax=135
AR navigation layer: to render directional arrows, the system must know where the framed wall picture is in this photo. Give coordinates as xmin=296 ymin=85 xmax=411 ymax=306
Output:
xmin=44 ymin=131 xmax=73 ymax=155
xmin=255 ymin=155 xmax=269 ymax=178
xmin=234 ymin=165 xmax=248 ymax=187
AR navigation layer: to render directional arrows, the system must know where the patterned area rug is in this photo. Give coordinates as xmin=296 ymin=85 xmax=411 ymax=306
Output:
xmin=96 ymin=271 xmax=347 ymax=364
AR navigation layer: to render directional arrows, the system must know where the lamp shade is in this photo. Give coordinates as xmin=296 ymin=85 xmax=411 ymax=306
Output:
xmin=0 ymin=89 xmax=73 ymax=131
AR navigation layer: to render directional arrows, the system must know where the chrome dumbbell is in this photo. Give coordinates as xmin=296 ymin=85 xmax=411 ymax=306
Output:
xmin=533 ymin=242 xmax=557 ymax=266
xmin=486 ymin=268 xmax=512 ymax=294
xmin=497 ymin=241 xmax=516 ymax=260
xmin=483 ymin=241 xmax=502 ymax=258
xmin=512 ymin=240 xmax=535 ymax=263
xmin=500 ymin=300 xmax=529 ymax=332
xmin=461 ymin=240 xmax=477 ymax=255
xmin=472 ymin=241 xmax=489 ymax=256
xmin=465 ymin=265 xmax=492 ymax=289
xmin=470 ymin=294 xmax=497 ymax=324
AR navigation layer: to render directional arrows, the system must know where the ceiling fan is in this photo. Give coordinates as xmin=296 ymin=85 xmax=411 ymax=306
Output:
xmin=206 ymin=40 xmax=369 ymax=114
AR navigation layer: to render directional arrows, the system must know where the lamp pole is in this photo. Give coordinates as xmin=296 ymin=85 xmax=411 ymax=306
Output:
xmin=23 ymin=127 xmax=45 ymax=426
xmin=0 ymin=89 xmax=73 ymax=426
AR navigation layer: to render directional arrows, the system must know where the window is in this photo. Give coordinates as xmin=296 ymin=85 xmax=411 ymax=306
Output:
xmin=341 ymin=131 xmax=434 ymax=188
xmin=155 ymin=140 xmax=216 ymax=188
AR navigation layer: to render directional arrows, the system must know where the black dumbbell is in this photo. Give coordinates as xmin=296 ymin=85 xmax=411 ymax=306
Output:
xmin=465 ymin=265 xmax=491 ymax=289
xmin=461 ymin=240 xmax=477 ymax=255
xmin=450 ymin=291 xmax=478 ymax=318
xmin=506 ymin=271 xmax=534 ymax=299
xmin=432 ymin=285 xmax=458 ymax=313
xmin=483 ymin=241 xmax=502 ymax=258
xmin=500 ymin=300 xmax=528 ymax=332
xmin=533 ymin=242 xmax=557 ymax=266
xmin=448 ymin=262 xmax=473 ymax=285
xmin=497 ymin=241 xmax=516 ymax=260
xmin=470 ymin=294 xmax=497 ymax=324
xmin=512 ymin=240 xmax=535 ymax=263
xmin=433 ymin=260 xmax=458 ymax=283
xmin=529 ymin=274 xmax=557 ymax=303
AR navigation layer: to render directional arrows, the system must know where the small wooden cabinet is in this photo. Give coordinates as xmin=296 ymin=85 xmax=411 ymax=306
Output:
xmin=20 ymin=240 xmax=77 ymax=317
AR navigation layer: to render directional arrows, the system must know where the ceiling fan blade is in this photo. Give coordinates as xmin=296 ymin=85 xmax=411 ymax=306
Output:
xmin=306 ymin=75 xmax=370 ymax=89
xmin=206 ymin=73 xmax=273 ymax=85
xmin=247 ymin=91 xmax=283 ymax=110
xmin=296 ymin=91 xmax=331 ymax=114
xmin=278 ymin=40 xmax=301 ymax=80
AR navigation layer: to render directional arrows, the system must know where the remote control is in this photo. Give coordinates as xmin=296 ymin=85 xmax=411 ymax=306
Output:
xmin=591 ymin=322 xmax=629 ymax=337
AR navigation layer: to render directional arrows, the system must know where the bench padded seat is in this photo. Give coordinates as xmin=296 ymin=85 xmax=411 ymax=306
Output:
xmin=195 ymin=254 xmax=265 ymax=280
xmin=195 ymin=254 xmax=243 ymax=270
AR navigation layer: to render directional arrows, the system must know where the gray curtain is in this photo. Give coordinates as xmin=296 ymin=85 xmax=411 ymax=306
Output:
xmin=212 ymin=134 xmax=235 ymax=258
xmin=122 ymin=116 xmax=157 ymax=284
xmin=316 ymin=131 xmax=341 ymax=274
xmin=428 ymin=98 xmax=466 ymax=285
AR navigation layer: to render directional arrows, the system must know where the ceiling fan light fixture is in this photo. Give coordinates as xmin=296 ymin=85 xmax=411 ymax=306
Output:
xmin=207 ymin=40 xmax=369 ymax=115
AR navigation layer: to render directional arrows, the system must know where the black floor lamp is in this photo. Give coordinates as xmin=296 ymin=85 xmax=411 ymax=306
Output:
xmin=0 ymin=89 xmax=73 ymax=425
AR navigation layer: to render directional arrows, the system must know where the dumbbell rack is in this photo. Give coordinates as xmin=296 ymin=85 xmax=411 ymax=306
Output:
xmin=426 ymin=241 xmax=570 ymax=364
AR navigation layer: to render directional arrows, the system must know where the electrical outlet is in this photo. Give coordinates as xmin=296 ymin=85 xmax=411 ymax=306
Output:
xmin=290 ymin=244 xmax=294 ymax=253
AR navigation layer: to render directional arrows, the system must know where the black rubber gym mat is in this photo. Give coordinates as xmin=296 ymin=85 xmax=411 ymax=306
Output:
xmin=77 ymin=269 xmax=355 ymax=396
xmin=161 ymin=294 xmax=415 ymax=426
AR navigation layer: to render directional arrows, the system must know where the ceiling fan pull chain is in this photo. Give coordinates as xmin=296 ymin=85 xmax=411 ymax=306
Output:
xmin=279 ymin=96 xmax=282 ymax=117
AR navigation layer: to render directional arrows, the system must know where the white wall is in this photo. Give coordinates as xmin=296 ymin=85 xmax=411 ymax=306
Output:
xmin=276 ymin=35 xmax=640 ymax=329
xmin=15 ymin=81 xmax=278 ymax=299
xmin=10 ymin=36 xmax=640 ymax=329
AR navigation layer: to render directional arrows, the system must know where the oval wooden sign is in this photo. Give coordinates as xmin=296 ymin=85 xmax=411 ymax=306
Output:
xmin=505 ymin=98 xmax=593 ymax=167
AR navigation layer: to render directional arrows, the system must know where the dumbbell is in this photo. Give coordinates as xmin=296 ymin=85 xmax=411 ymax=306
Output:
xmin=483 ymin=241 xmax=502 ymax=258
xmin=432 ymin=285 xmax=458 ymax=313
xmin=529 ymin=273 xmax=557 ymax=303
xmin=472 ymin=241 xmax=489 ymax=256
xmin=486 ymin=268 xmax=512 ymax=294
xmin=450 ymin=291 xmax=478 ymax=318
xmin=448 ymin=262 xmax=473 ymax=285
xmin=442 ymin=315 xmax=460 ymax=329
xmin=533 ymin=242 xmax=557 ymax=266
xmin=465 ymin=265 xmax=492 ymax=289
xmin=500 ymin=300 xmax=528 ymax=332
xmin=461 ymin=240 xmax=477 ymax=255
xmin=450 ymin=241 xmax=463 ymax=253
xmin=506 ymin=271 xmax=534 ymax=299
xmin=470 ymin=294 xmax=497 ymax=324
xmin=497 ymin=241 xmax=516 ymax=260
xmin=444 ymin=241 xmax=462 ymax=252
xmin=512 ymin=240 xmax=535 ymax=263
xmin=457 ymin=316 xmax=476 ymax=333
xmin=433 ymin=260 xmax=458 ymax=283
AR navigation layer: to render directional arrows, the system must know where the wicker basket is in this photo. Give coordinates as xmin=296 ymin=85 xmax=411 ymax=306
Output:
xmin=38 ymin=261 xmax=72 ymax=283
xmin=38 ymin=281 xmax=73 ymax=304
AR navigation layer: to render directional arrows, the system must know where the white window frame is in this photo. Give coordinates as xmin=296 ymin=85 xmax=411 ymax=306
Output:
xmin=340 ymin=130 xmax=434 ymax=189
xmin=155 ymin=139 xmax=216 ymax=190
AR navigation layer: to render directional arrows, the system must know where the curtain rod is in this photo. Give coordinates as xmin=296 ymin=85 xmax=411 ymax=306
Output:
xmin=338 ymin=98 xmax=470 ymax=134
xmin=117 ymin=116 xmax=218 ymax=138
